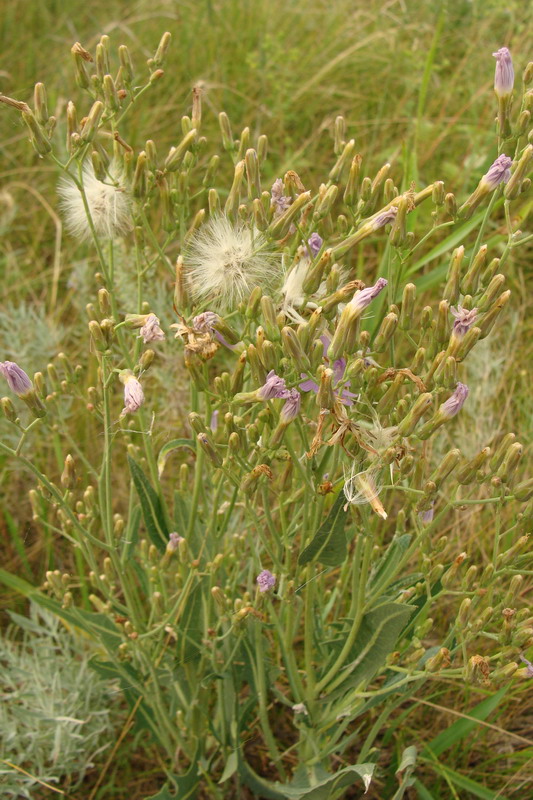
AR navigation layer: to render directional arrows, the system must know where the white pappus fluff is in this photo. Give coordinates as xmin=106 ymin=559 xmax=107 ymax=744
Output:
xmin=58 ymin=161 xmax=132 ymax=241
xmin=185 ymin=215 xmax=280 ymax=309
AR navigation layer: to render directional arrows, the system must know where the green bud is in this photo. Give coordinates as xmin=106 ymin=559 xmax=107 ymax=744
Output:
xmin=224 ymin=159 xmax=245 ymax=219
xmin=245 ymin=148 xmax=261 ymax=199
xmin=458 ymin=598 xmax=471 ymax=627
xmin=490 ymin=433 xmax=516 ymax=472
xmin=316 ymin=366 xmax=335 ymax=410
xmin=457 ymin=447 xmax=491 ymax=484
xmin=164 ymin=128 xmax=197 ymax=172
xmin=389 ymin=195 xmax=409 ymax=247
xmin=343 ymin=154 xmax=363 ymax=205
xmin=477 ymin=274 xmax=506 ymax=311
xmin=79 ymin=101 xmax=104 ymax=144
xmin=444 ymin=192 xmax=457 ymax=217
xmin=329 ymin=138 xmax=355 ymax=182
xmin=399 ymin=283 xmax=416 ymax=330
xmin=334 ymin=115 xmax=346 ymax=154
xmin=504 ymin=144 xmax=533 ymax=201
xmin=236 ymin=126 xmax=250 ymax=161
xmin=302 ymin=248 xmax=332 ymax=295
xmin=314 ymin=184 xmax=339 ymax=220
xmin=282 ymin=326 xmax=309 ymax=370
xmin=497 ymin=442 xmax=523 ymax=483
xmin=461 ymin=244 xmax=487 ymax=296
xmin=153 ymin=31 xmax=172 ymax=67
xmin=197 ymin=432 xmax=222 ymax=467
xmin=443 ymin=246 xmax=464 ymax=304
xmin=455 ymin=326 xmax=481 ymax=361
xmin=269 ymin=191 xmax=311 ymax=239
xmin=478 ymin=290 xmax=511 ymax=338
xmin=430 ymin=448 xmax=461 ymax=489
xmin=396 ymin=393 xmax=433 ymax=437
xmin=218 ymin=111 xmax=234 ymax=151
xmin=1 ymin=396 xmax=17 ymax=422
xmin=514 ymin=478 xmax=533 ymax=502
xmin=257 ymin=134 xmax=268 ymax=164
xmin=435 ymin=300 xmax=450 ymax=345
xmin=21 ymin=109 xmax=51 ymax=156
xmin=373 ymin=312 xmax=398 ymax=352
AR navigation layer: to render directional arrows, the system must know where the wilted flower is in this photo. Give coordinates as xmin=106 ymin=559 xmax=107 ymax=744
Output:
xmin=493 ymin=47 xmax=514 ymax=98
xmin=58 ymin=161 xmax=131 ymax=241
xmin=280 ymin=388 xmax=301 ymax=423
xmin=418 ymin=504 xmax=434 ymax=524
xmin=451 ymin=305 xmax=478 ymax=338
xmin=370 ymin=206 xmax=398 ymax=230
xmin=192 ymin=311 xmax=219 ymax=333
xmin=166 ymin=532 xmax=184 ymax=553
xmin=256 ymin=569 xmax=276 ymax=593
xmin=139 ymin=314 xmax=165 ymax=343
xmin=328 ymin=278 xmax=388 ymax=361
xmin=0 ymin=361 xmax=33 ymax=396
xmin=292 ymin=703 xmax=308 ymax=716
xmin=482 ymin=155 xmax=513 ymax=190
xmin=440 ymin=382 xmax=469 ymax=419
xmin=519 ymin=655 xmax=533 ymax=677
xmin=271 ymin=178 xmax=292 ymax=216
xmin=185 ymin=215 xmax=279 ymax=309
xmin=307 ymin=232 xmax=323 ymax=257
xmin=458 ymin=155 xmax=513 ymax=218
xmin=257 ymin=370 xmax=290 ymax=401
xmin=119 ymin=370 xmax=144 ymax=415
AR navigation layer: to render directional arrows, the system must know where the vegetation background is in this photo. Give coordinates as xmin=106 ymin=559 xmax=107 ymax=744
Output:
xmin=0 ymin=0 xmax=532 ymax=797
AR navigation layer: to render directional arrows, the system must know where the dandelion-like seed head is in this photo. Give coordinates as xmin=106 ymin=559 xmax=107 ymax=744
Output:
xmin=185 ymin=215 xmax=280 ymax=310
xmin=58 ymin=161 xmax=132 ymax=241
xmin=343 ymin=465 xmax=387 ymax=519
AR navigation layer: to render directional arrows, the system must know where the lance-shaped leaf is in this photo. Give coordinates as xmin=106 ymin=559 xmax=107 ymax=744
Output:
xmin=273 ymin=763 xmax=375 ymax=799
xmin=298 ymin=491 xmax=348 ymax=566
xmin=128 ymin=455 xmax=169 ymax=552
xmin=157 ymin=437 xmax=195 ymax=478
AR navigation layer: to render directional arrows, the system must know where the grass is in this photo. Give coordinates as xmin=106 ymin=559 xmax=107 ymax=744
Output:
xmin=1 ymin=0 xmax=532 ymax=797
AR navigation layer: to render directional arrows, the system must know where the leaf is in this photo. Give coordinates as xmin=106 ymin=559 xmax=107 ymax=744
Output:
xmin=174 ymin=490 xmax=191 ymax=534
xmin=391 ymin=745 xmax=417 ymax=800
xmin=369 ymin=534 xmax=411 ymax=596
xmin=298 ymin=492 xmax=348 ymax=566
xmin=323 ymin=602 xmax=413 ymax=701
xmin=128 ymin=455 xmax=169 ymax=552
xmin=423 ymin=686 xmax=508 ymax=757
xmin=146 ymin=757 xmax=200 ymax=800
xmin=176 ymin=578 xmax=206 ymax=664
xmin=0 ymin=569 xmax=121 ymax=647
xmin=158 ymin=438 xmax=195 ymax=478
xmin=273 ymin=763 xmax=375 ymax=799
xmin=218 ymin=751 xmax=238 ymax=784
xmin=412 ymin=779 xmax=437 ymax=800
xmin=424 ymin=763 xmax=507 ymax=800
xmin=238 ymin=755 xmax=289 ymax=799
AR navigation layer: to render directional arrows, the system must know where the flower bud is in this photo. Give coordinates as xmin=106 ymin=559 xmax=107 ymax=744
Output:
xmin=343 ymin=154 xmax=363 ymax=205
xmin=430 ymin=448 xmax=461 ymax=489
xmin=514 ymin=478 xmax=533 ymax=502
xmin=153 ymin=31 xmax=172 ymax=67
xmin=269 ymin=191 xmax=311 ymax=239
xmin=79 ymin=101 xmax=104 ymax=144
xmin=461 ymin=245 xmax=487 ymax=297
xmin=329 ymin=138 xmax=355 ymax=182
xmin=504 ymin=144 xmax=533 ymax=201
xmin=373 ymin=312 xmax=398 ymax=352
xmin=497 ymin=442 xmax=523 ymax=483
xmin=396 ymin=393 xmax=433 ymax=437
xmin=399 ymin=283 xmax=416 ymax=330
xmin=490 ymin=433 xmax=516 ymax=472
xmin=164 ymin=129 xmax=198 ymax=173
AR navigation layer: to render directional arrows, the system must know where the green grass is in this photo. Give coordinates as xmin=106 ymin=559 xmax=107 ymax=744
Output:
xmin=1 ymin=1 xmax=532 ymax=798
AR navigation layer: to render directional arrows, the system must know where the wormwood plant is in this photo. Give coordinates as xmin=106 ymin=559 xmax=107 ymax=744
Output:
xmin=0 ymin=34 xmax=532 ymax=799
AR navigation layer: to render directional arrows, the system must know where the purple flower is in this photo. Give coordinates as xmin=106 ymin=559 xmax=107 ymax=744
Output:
xmin=256 ymin=569 xmax=276 ymax=593
xmin=451 ymin=306 xmax=478 ymax=338
xmin=210 ymin=409 xmax=219 ymax=432
xmin=299 ymin=335 xmax=357 ymax=405
xmin=493 ymin=47 xmax=514 ymax=98
xmin=307 ymin=232 xmax=323 ymax=258
xmin=271 ymin=178 xmax=292 ymax=217
xmin=193 ymin=311 xmax=238 ymax=351
xmin=482 ymin=155 xmax=513 ymax=190
xmin=439 ymin=382 xmax=469 ymax=419
xmin=418 ymin=504 xmax=434 ymax=524
xmin=257 ymin=370 xmax=290 ymax=401
xmin=370 ymin=206 xmax=398 ymax=231
xmin=0 ymin=361 xmax=33 ymax=396
xmin=280 ymin=388 xmax=301 ymax=423
xmin=139 ymin=313 xmax=165 ymax=343
xmin=167 ymin=532 xmax=184 ymax=552
xmin=519 ymin=655 xmax=533 ymax=677
xmin=349 ymin=277 xmax=388 ymax=314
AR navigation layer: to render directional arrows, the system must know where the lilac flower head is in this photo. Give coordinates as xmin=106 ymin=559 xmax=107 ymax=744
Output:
xmin=257 ymin=370 xmax=290 ymax=401
xmin=451 ymin=305 xmax=478 ymax=338
xmin=519 ymin=655 xmax=533 ymax=677
xmin=167 ymin=532 xmax=184 ymax=552
xmin=439 ymin=382 xmax=469 ymax=419
xmin=299 ymin=334 xmax=357 ymax=405
xmin=370 ymin=206 xmax=398 ymax=231
xmin=210 ymin=409 xmax=219 ymax=433
xmin=307 ymin=232 xmax=323 ymax=258
xmin=120 ymin=371 xmax=144 ymax=415
xmin=280 ymin=388 xmax=301 ymax=423
xmin=271 ymin=178 xmax=292 ymax=217
xmin=256 ymin=569 xmax=276 ymax=593
xmin=493 ymin=47 xmax=514 ymax=98
xmin=0 ymin=361 xmax=33 ymax=396
xmin=349 ymin=277 xmax=388 ymax=313
xmin=482 ymin=155 xmax=513 ymax=190
xmin=139 ymin=313 xmax=165 ymax=343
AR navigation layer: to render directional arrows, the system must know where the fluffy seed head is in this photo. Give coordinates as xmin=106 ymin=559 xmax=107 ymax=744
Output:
xmin=58 ymin=161 xmax=132 ymax=241
xmin=185 ymin=215 xmax=280 ymax=310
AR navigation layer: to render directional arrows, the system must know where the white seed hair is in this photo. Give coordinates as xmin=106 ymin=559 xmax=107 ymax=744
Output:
xmin=343 ymin=465 xmax=382 ymax=506
xmin=58 ymin=161 xmax=132 ymax=241
xmin=185 ymin=214 xmax=280 ymax=310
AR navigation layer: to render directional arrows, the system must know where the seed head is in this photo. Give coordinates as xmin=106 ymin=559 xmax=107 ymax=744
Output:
xmin=185 ymin=215 xmax=279 ymax=310
xmin=58 ymin=161 xmax=131 ymax=241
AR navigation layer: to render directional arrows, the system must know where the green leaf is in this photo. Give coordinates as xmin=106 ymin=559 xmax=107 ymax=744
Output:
xmin=218 ymin=751 xmax=238 ymax=784
xmin=176 ymin=577 xmax=206 ymax=664
xmin=425 ymin=763 xmax=507 ymax=800
xmin=128 ymin=455 xmax=169 ymax=552
xmin=145 ymin=757 xmax=200 ymax=800
xmin=273 ymin=763 xmax=375 ymax=799
xmin=158 ymin=438 xmax=195 ymax=478
xmin=324 ymin=602 xmax=413 ymax=701
xmin=423 ymin=686 xmax=508 ymax=757
xmin=238 ymin=755 xmax=289 ymax=799
xmin=174 ymin=490 xmax=191 ymax=534
xmin=0 ymin=569 xmax=121 ymax=648
xmin=298 ymin=492 xmax=347 ymax=566
xmin=391 ymin=745 xmax=417 ymax=800
xmin=369 ymin=534 xmax=411 ymax=596
xmin=412 ymin=779 xmax=437 ymax=800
